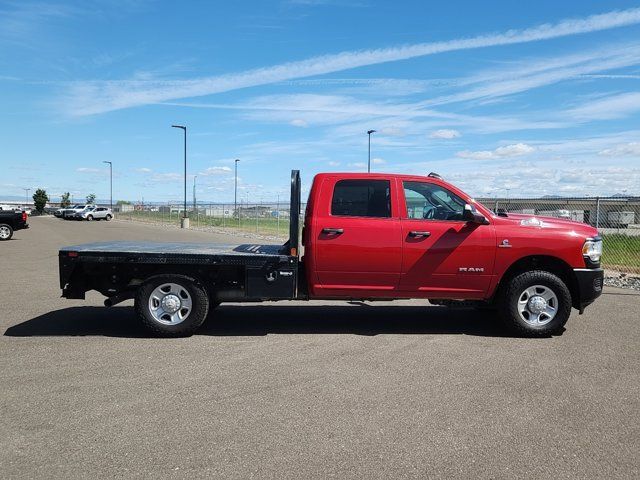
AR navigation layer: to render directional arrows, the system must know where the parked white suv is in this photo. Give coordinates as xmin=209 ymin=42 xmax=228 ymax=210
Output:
xmin=63 ymin=204 xmax=90 ymax=219
xmin=79 ymin=206 xmax=113 ymax=221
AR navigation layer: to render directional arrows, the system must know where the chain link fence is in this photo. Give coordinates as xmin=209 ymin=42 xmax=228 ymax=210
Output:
xmin=116 ymin=202 xmax=306 ymax=240
xmin=476 ymin=196 xmax=640 ymax=272
xmin=115 ymin=196 xmax=640 ymax=272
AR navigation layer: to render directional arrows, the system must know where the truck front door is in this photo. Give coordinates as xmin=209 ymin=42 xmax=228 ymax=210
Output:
xmin=313 ymin=177 xmax=402 ymax=296
xmin=398 ymin=180 xmax=495 ymax=298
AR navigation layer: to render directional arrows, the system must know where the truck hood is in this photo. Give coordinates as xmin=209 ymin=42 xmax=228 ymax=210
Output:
xmin=497 ymin=213 xmax=599 ymax=237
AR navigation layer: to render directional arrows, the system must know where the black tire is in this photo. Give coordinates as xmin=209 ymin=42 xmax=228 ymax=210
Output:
xmin=0 ymin=223 xmax=13 ymax=241
xmin=105 ymin=214 xmax=112 ymax=221
xmin=86 ymin=215 xmax=93 ymax=221
xmin=498 ymin=270 xmax=572 ymax=337
xmin=135 ymin=274 xmax=209 ymax=337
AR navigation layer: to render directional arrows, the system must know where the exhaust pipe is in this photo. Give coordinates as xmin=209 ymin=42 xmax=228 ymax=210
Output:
xmin=104 ymin=291 xmax=134 ymax=307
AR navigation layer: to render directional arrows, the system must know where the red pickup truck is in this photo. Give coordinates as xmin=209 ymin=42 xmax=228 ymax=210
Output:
xmin=59 ymin=170 xmax=603 ymax=337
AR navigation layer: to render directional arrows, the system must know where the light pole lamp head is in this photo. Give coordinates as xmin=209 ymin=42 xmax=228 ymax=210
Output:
xmin=102 ymin=161 xmax=112 ymax=166
xmin=171 ymin=125 xmax=186 ymax=131
xmin=367 ymin=129 xmax=376 ymax=135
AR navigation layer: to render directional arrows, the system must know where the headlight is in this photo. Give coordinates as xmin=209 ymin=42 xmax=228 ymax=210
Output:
xmin=582 ymin=238 xmax=602 ymax=263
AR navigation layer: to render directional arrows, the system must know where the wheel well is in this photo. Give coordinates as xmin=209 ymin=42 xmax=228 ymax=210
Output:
xmin=496 ymin=255 xmax=578 ymax=307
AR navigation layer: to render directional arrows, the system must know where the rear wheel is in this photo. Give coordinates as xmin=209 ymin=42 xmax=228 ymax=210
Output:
xmin=0 ymin=224 xmax=13 ymax=241
xmin=498 ymin=270 xmax=571 ymax=337
xmin=135 ymin=275 xmax=209 ymax=337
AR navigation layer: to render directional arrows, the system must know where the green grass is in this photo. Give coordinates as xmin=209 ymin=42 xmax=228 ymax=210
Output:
xmin=601 ymin=233 xmax=640 ymax=270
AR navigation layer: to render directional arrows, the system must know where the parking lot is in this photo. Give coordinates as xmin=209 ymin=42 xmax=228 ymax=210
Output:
xmin=1 ymin=216 xmax=638 ymax=479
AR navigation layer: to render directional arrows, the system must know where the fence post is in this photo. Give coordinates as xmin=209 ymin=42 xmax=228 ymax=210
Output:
xmin=596 ymin=197 xmax=600 ymax=229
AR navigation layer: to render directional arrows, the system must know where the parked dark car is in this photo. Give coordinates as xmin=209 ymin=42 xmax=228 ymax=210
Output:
xmin=0 ymin=210 xmax=29 ymax=240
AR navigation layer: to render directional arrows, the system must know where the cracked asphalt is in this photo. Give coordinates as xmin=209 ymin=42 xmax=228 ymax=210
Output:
xmin=1 ymin=216 xmax=638 ymax=479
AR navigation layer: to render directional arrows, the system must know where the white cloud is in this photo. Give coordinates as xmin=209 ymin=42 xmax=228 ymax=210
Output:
xmin=567 ymin=92 xmax=640 ymax=120
xmin=444 ymin=166 xmax=640 ymax=197
xmin=0 ymin=3 xmax=74 ymax=46
xmin=457 ymin=143 xmax=535 ymax=160
xmin=199 ymin=166 xmax=232 ymax=176
xmin=288 ymin=78 xmax=434 ymax=96
xmin=422 ymin=44 xmax=640 ymax=107
xmin=429 ymin=129 xmax=461 ymax=139
xmin=580 ymin=74 xmax=640 ymax=79
xmin=135 ymin=167 xmax=152 ymax=173
xmin=599 ymin=142 xmax=640 ymax=157
xmin=61 ymin=7 xmax=640 ymax=115
xmin=328 ymin=161 xmax=340 ymax=166
xmin=372 ymin=157 xmax=386 ymax=165
xmin=379 ymin=126 xmax=405 ymax=136
xmin=178 ymin=93 xmax=563 ymax=134
xmin=456 ymin=150 xmax=494 ymax=160
xmin=152 ymin=172 xmax=181 ymax=182
xmin=76 ymin=167 xmax=101 ymax=173
xmin=348 ymin=162 xmax=367 ymax=168
xmin=495 ymin=143 xmax=535 ymax=156
xmin=290 ymin=118 xmax=308 ymax=127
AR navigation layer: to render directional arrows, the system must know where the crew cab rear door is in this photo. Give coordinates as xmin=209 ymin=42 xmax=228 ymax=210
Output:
xmin=398 ymin=179 xmax=495 ymax=298
xmin=312 ymin=176 xmax=402 ymax=296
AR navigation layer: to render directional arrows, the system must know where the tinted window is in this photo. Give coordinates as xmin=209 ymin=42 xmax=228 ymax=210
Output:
xmin=331 ymin=179 xmax=391 ymax=218
xmin=403 ymin=181 xmax=466 ymax=221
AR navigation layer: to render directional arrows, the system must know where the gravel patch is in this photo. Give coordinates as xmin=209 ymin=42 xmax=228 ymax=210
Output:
xmin=605 ymin=271 xmax=640 ymax=290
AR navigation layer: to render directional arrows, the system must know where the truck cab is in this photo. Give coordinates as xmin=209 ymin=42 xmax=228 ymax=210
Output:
xmin=302 ymin=172 xmax=603 ymax=328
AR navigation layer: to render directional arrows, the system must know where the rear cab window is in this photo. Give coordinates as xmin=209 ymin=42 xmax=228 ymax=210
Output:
xmin=331 ymin=179 xmax=391 ymax=218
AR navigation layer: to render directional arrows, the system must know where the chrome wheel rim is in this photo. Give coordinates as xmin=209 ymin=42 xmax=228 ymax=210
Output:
xmin=517 ymin=285 xmax=558 ymax=326
xmin=0 ymin=226 xmax=10 ymax=239
xmin=148 ymin=283 xmax=192 ymax=325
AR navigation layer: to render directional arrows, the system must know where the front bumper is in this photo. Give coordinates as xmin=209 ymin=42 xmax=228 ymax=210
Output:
xmin=573 ymin=268 xmax=604 ymax=313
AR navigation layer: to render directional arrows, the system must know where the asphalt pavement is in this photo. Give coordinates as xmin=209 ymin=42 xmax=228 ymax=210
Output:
xmin=1 ymin=216 xmax=638 ymax=479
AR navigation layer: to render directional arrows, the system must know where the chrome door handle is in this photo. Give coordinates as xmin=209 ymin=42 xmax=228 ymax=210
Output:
xmin=408 ymin=230 xmax=431 ymax=238
xmin=322 ymin=228 xmax=344 ymax=234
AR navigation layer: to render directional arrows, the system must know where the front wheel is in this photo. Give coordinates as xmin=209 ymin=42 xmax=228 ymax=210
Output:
xmin=86 ymin=215 xmax=93 ymax=221
xmin=0 ymin=224 xmax=13 ymax=241
xmin=135 ymin=275 xmax=209 ymax=337
xmin=498 ymin=270 xmax=572 ymax=337
xmin=105 ymin=214 xmax=112 ymax=221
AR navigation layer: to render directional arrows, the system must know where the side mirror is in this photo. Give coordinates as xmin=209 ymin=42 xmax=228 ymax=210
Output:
xmin=463 ymin=204 xmax=489 ymax=224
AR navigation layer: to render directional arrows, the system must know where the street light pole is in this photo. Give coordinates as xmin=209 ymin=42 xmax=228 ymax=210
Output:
xmin=23 ymin=188 xmax=30 ymax=207
xmin=234 ymin=159 xmax=240 ymax=222
xmin=102 ymin=161 xmax=112 ymax=210
xmin=193 ymin=175 xmax=197 ymax=212
xmin=367 ymin=130 xmax=376 ymax=173
xmin=171 ymin=125 xmax=188 ymax=228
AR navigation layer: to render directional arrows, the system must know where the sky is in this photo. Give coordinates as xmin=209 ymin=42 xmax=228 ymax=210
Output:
xmin=1 ymin=0 xmax=640 ymax=204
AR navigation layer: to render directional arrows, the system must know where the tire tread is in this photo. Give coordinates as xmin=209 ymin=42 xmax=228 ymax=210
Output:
xmin=498 ymin=270 xmax=572 ymax=337
xmin=135 ymin=274 xmax=209 ymax=337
